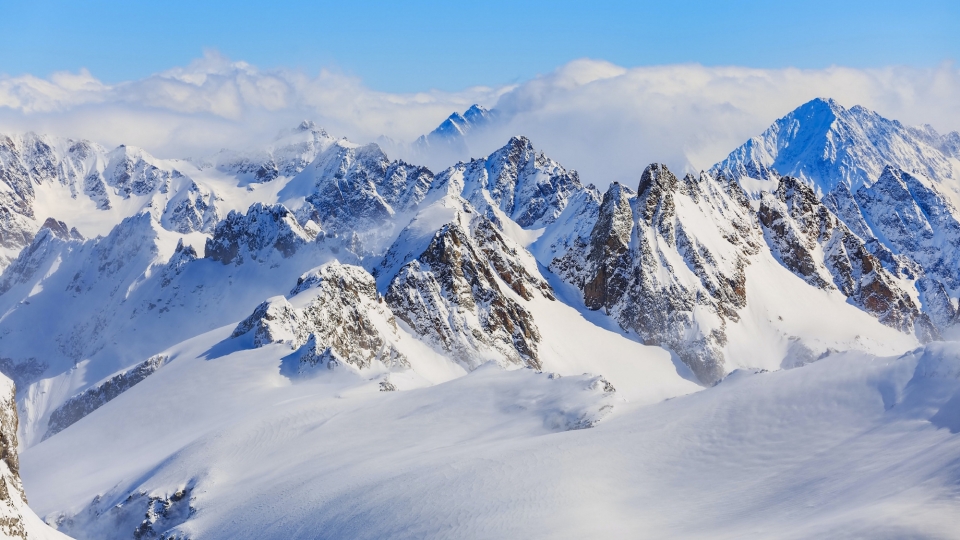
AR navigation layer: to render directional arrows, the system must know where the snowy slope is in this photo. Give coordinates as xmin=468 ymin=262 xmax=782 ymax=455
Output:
xmin=19 ymin=334 xmax=960 ymax=539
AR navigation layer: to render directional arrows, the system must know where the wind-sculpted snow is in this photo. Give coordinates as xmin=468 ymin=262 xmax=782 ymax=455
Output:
xmin=714 ymin=97 xmax=960 ymax=195
xmin=2 ymin=106 xmax=959 ymax=536
xmin=550 ymin=164 xmax=760 ymax=385
xmin=21 ymin=335 xmax=960 ymax=539
xmin=758 ymin=176 xmax=933 ymax=338
xmin=232 ymin=262 xmax=408 ymax=374
xmin=24 ymin=348 xmax=627 ymax=540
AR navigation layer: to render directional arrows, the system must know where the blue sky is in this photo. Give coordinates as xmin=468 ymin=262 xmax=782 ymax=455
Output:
xmin=2 ymin=0 xmax=958 ymax=92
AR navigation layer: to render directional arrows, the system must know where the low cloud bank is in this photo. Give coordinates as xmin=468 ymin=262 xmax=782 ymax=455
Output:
xmin=2 ymin=51 xmax=958 ymax=185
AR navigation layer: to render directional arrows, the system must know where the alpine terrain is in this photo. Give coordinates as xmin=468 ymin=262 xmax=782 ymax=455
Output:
xmin=1 ymin=97 xmax=959 ymax=538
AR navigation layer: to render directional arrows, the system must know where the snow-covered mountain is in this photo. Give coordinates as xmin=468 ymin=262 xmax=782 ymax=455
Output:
xmin=415 ymin=104 xmax=497 ymax=153
xmin=2 ymin=99 xmax=960 ymax=538
xmin=713 ymin=97 xmax=960 ymax=197
xmin=0 ymin=122 xmax=338 ymax=272
xmin=716 ymin=98 xmax=960 ymax=338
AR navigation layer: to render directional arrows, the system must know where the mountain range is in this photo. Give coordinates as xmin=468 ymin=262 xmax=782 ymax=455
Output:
xmin=1 ymin=98 xmax=960 ymax=538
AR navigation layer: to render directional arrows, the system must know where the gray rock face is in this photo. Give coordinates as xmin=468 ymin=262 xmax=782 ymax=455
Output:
xmin=0 ymin=376 xmax=26 ymax=540
xmin=453 ymin=136 xmax=584 ymax=228
xmin=855 ymin=167 xmax=960 ymax=291
xmin=551 ymin=165 xmax=761 ymax=385
xmin=383 ymin=209 xmax=548 ymax=371
xmin=0 ymin=131 xmax=221 ymax=271
xmin=44 ymin=355 xmax=170 ymax=440
xmin=0 ymin=376 xmax=55 ymax=539
xmin=104 ymin=145 xmax=174 ymax=199
xmin=0 ymin=133 xmax=105 ymax=268
xmin=0 ymin=224 xmax=82 ymax=295
xmin=292 ymin=141 xmax=434 ymax=235
xmin=205 ymin=203 xmax=317 ymax=264
xmin=160 ymin=180 xmax=221 ymax=234
xmin=758 ymin=176 xmax=931 ymax=337
xmin=233 ymin=263 xmax=408 ymax=373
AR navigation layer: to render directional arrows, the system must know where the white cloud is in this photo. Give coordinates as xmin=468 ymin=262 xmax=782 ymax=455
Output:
xmin=475 ymin=61 xmax=960 ymax=185
xmin=1 ymin=52 xmax=958 ymax=187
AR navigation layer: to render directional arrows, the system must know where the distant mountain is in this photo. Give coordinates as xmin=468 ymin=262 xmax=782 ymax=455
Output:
xmin=415 ymin=104 xmax=498 ymax=152
xmin=0 ymin=122 xmax=337 ymax=272
xmin=713 ymin=97 xmax=960 ymax=196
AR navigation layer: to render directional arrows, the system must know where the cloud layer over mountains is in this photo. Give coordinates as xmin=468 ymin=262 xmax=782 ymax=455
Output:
xmin=2 ymin=51 xmax=960 ymax=184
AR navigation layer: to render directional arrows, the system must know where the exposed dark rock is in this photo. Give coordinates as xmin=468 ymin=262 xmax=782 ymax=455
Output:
xmin=45 ymin=355 xmax=170 ymax=440
xmin=205 ymin=203 xmax=315 ymax=264
xmin=384 ymin=213 xmax=543 ymax=371
xmin=456 ymin=136 xmax=584 ymax=228
xmin=235 ymin=263 xmax=408 ymax=373
xmin=552 ymin=165 xmax=760 ymax=385
xmin=759 ymin=176 xmax=928 ymax=335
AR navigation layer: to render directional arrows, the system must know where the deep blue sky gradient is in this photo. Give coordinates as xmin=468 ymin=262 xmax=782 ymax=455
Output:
xmin=1 ymin=0 xmax=958 ymax=92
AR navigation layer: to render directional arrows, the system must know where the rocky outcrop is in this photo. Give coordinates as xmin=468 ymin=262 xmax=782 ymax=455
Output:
xmin=50 ymin=484 xmax=194 ymax=540
xmin=382 ymin=208 xmax=548 ymax=371
xmin=103 ymin=145 xmax=174 ymax=199
xmin=0 ymin=131 xmax=224 ymax=271
xmin=0 ymin=375 xmax=69 ymax=539
xmin=232 ymin=263 xmax=408 ymax=373
xmin=821 ymin=183 xmax=915 ymax=278
xmin=0 ymin=376 xmax=27 ymax=539
xmin=292 ymin=141 xmax=433 ymax=235
xmin=758 ymin=176 xmax=932 ymax=337
xmin=855 ymin=167 xmax=960 ymax=292
xmin=44 ymin=355 xmax=170 ymax=440
xmin=160 ymin=180 xmax=221 ymax=234
xmin=205 ymin=203 xmax=317 ymax=264
xmin=0 ymin=221 xmax=84 ymax=295
xmin=452 ymin=136 xmax=585 ymax=228
xmin=552 ymin=165 xmax=761 ymax=385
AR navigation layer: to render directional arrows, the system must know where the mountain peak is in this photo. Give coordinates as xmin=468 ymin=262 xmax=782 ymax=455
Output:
xmin=713 ymin=97 xmax=958 ymax=195
xmin=417 ymin=104 xmax=498 ymax=150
